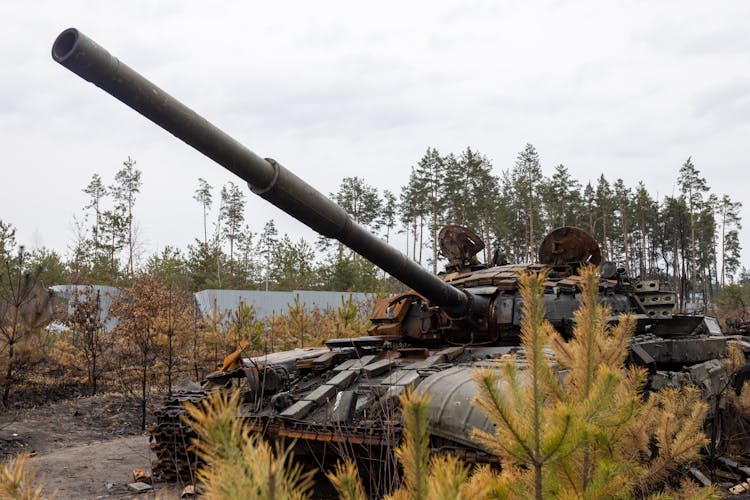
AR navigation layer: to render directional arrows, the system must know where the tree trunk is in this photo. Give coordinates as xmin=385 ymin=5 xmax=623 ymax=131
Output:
xmin=432 ymin=204 xmax=438 ymax=274
xmin=193 ymin=300 xmax=200 ymax=381
xmin=418 ymin=215 xmax=424 ymax=265
xmin=91 ymin=349 xmax=97 ymax=395
xmin=672 ymin=220 xmax=679 ymax=307
xmin=690 ymin=207 xmax=697 ymax=305
xmin=528 ymin=194 xmax=535 ymax=262
xmin=622 ymin=215 xmax=629 ymax=273
xmin=712 ymin=233 xmax=718 ymax=295
xmin=404 ymin=223 xmax=409 ymax=256
xmin=483 ymin=217 xmax=492 ymax=263
xmin=680 ymin=238 xmax=688 ymax=308
xmin=128 ymin=216 xmax=134 ymax=277
xmin=141 ymin=355 xmax=148 ymax=431
xmin=2 ymin=342 xmax=14 ymax=406
xmin=111 ymin=231 xmax=116 ymax=277
xmin=721 ymin=218 xmax=726 ymax=287
xmin=412 ymin=216 xmax=417 ymax=260
xmin=601 ymin=213 xmax=608 ymax=261
xmin=534 ymin=463 xmax=543 ymax=500
xmin=167 ymin=332 xmax=173 ymax=397
xmin=640 ymin=212 xmax=647 ymax=279
xmin=229 ymin=230 xmax=235 ymax=280
xmin=203 ymin=206 xmax=208 ymax=246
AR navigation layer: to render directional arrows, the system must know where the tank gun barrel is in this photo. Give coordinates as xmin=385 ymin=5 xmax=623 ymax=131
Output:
xmin=52 ymin=28 xmax=482 ymax=318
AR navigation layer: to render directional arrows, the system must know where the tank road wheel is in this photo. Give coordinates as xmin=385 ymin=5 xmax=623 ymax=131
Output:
xmin=149 ymin=390 xmax=207 ymax=483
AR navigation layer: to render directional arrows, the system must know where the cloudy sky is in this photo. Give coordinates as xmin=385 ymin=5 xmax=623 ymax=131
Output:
xmin=1 ymin=1 xmax=749 ymax=271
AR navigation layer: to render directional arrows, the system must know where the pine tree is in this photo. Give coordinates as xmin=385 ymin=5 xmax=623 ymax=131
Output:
xmin=633 ymin=182 xmax=655 ymax=279
xmin=399 ymin=168 xmax=426 ymax=262
xmin=193 ymin=178 xmax=213 ymax=247
xmin=663 ymin=196 xmax=690 ymax=305
xmin=333 ymin=176 xmax=382 ymax=229
xmin=269 ymin=236 xmax=316 ymax=290
xmin=441 ymin=152 xmax=467 ymax=226
xmin=723 ymin=230 xmax=742 ymax=283
xmin=512 ymin=144 xmax=544 ymax=262
xmin=183 ymin=391 xmax=315 ymax=499
xmin=471 ymin=267 xmax=713 ymax=497
xmin=697 ymin=195 xmax=718 ymax=302
xmin=219 ymin=181 xmax=246 ymax=281
xmin=379 ymin=189 xmax=398 ymax=245
xmin=461 ymin=148 xmax=499 ymax=263
xmin=331 ymin=176 xmax=382 ymax=269
xmin=613 ymin=178 xmax=632 ymax=271
xmin=543 ymin=164 xmax=582 ymax=229
xmin=414 ymin=148 xmax=444 ymax=272
xmin=0 ymin=248 xmax=54 ymax=406
xmin=494 ymin=171 xmax=521 ymax=261
xmin=583 ymin=182 xmax=595 ymax=235
xmin=471 ymin=271 xmax=574 ymax=499
xmin=0 ymin=220 xmax=16 ymax=273
xmin=594 ymin=175 xmax=612 ymax=260
xmin=83 ymin=173 xmax=107 ymax=256
xmin=718 ymin=194 xmax=743 ymax=285
xmin=326 ymin=460 xmax=366 ymax=500
xmin=678 ymin=157 xmax=709 ymax=304
xmin=186 ymin=239 xmax=225 ymax=290
xmin=256 ymin=220 xmax=278 ymax=291
xmin=547 ymin=266 xmax=641 ymax=495
xmin=235 ymin=227 xmax=258 ymax=288
xmin=100 ymin=207 xmax=127 ymax=281
xmin=111 ymin=156 xmax=142 ymax=277
xmin=146 ymin=246 xmax=189 ymax=289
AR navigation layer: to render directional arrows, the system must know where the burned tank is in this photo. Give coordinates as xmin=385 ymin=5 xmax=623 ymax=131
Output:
xmin=52 ymin=28 xmax=750 ymax=491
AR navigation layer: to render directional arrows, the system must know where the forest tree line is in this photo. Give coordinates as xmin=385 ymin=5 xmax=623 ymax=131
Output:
xmin=399 ymin=144 xmax=743 ymax=310
xmin=0 ymin=144 xmax=745 ymax=308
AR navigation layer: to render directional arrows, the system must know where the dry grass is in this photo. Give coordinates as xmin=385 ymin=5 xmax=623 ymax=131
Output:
xmin=0 ymin=453 xmax=49 ymax=500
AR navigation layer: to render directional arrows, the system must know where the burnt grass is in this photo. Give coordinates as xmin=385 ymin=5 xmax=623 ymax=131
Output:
xmin=2 ymin=381 xmax=91 ymax=410
xmin=0 ymin=385 xmax=161 ymax=460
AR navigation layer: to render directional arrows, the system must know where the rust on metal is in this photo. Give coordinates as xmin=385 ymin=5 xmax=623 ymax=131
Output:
xmin=538 ymin=226 xmax=602 ymax=266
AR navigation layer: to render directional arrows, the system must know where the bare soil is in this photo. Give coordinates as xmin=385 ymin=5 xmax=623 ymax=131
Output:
xmin=0 ymin=394 xmax=182 ymax=499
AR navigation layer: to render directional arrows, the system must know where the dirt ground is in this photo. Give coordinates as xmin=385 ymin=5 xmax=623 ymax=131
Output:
xmin=0 ymin=394 xmax=182 ymax=499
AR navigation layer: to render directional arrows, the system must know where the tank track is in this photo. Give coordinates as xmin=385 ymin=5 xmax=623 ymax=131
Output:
xmin=148 ymin=390 xmax=207 ymax=483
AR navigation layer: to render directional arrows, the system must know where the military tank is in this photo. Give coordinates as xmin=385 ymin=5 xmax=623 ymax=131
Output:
xmin=52 ymin=28 xmax=750 ymax=492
